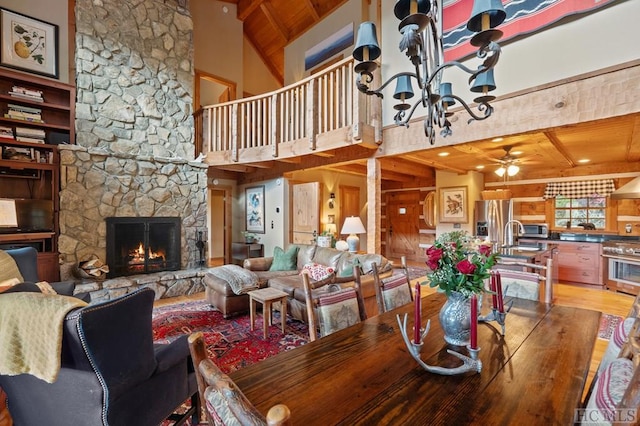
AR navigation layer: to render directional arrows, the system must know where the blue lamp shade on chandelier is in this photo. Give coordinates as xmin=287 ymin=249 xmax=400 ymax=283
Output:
xmin=352 ymin=0 xmax=506 ymax=144
xmin=341 ymin=216 xmax=366 ymax=253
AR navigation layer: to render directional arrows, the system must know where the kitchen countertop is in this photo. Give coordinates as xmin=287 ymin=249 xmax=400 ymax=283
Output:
xmin=523 ymin=233 xmax=640 ymax=244
xmin=498 ymin=242 xmax=556 ymax=260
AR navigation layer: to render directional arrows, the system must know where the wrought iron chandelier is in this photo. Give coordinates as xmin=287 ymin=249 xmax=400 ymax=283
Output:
xmin=352 ymin=0 xmax=506 ymax=145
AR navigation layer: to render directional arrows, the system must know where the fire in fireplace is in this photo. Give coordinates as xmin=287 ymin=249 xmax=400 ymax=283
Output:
xmin=106 ymin=217 xmax=181 ymax=278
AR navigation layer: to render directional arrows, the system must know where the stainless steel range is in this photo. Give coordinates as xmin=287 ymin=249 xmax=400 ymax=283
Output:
xmin=602 ymin=240 xmax=640 ymax=295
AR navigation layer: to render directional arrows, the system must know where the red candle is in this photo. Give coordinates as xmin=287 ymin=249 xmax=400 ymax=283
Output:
xmin=490 ymin=274 xmax=498 ymax=310
xmin=414 ymin=282 xmax=421 ymax=344
xmin=496 ymin=271 xmax=504 ymax=313
xmin=470 ymin=294 xmax=478 ymax=349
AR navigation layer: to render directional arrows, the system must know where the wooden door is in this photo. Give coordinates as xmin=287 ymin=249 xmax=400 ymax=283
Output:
xmin=292 ymin=182 xmax=320 ymax=244
xmin=339 ymin=185 xmax=361 ymax=236
xmin=387 ymin=191 xmax=420 ymax=260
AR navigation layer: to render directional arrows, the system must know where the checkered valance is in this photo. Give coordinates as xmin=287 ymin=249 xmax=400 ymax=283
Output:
xmin=543 ymin=179 xmax=616 ymax=199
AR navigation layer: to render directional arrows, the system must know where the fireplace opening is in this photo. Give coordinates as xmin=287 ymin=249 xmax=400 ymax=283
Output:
xmin=106 ymin=217 xmax=181 ymax=278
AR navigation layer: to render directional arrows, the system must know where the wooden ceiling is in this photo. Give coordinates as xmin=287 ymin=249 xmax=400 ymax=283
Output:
xmin=209 ymin=1 xmax=640 ymax=186
xmin=217 ymin=0 xmax=351 ymax=84
xmin=333 ymin=113 xmax=640 ymax=186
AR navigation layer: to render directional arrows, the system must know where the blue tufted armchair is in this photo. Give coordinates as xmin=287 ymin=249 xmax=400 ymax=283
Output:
xmin=0 ymin=287 xmax=200 ymax=426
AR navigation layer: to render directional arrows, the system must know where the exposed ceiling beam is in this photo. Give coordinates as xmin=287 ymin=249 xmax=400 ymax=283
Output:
xmin=303 ymin=0 xmax=321 ymax=21
xmin=238 ymin=0 xmax=264 ymax=21
xmin=628 ymin=115 xmax=640 ymax=162
xmin=543 ymin=131 xmax=576 ymax=167
xmin=243 ymin=34 xmax=284 ymax=85
xmin=401 ymin=154 xmax=468 ymax=174
xmin=378 ymin=157 xmax=434 ymax=179
xmin=260 ymin=2 xmax=289 ymax=43
xmin=214 ymin=164 xmax=259 ymax=173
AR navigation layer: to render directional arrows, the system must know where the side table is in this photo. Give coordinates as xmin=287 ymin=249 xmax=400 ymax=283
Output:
xmin=248 ymin=287 xmax=288 ymax=339
xmin=231 ymin=242 xmax=264 ymax=266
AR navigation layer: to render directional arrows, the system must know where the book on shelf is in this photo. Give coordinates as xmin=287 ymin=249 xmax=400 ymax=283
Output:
xmin=0 ymin=126 xmax=14 ymax=140
xmin=16 ymin=136 xmax=45 ymax=144
xmin=15 ymin=127 xmax=46 ymax=138
xmin=8 ymin=92 xmax=44 ymax=102
xmin=8 ymin=103 xmax=42 ymax=114
xmin=5 ymin=112 xmax=43 ymax=123
xmin=10 ymin=86 xmax=43 ymax=99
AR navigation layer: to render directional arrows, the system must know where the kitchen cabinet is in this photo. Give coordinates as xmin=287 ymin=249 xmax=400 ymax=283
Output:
xmin=555 ymin=241 xmax=602 ymax=286
xmin=0 ymin=68 xmax=75 ymax=282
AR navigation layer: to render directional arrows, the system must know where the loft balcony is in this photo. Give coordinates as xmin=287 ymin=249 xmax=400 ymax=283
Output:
xmin=195 ymin=58 xmax=380 ymax=172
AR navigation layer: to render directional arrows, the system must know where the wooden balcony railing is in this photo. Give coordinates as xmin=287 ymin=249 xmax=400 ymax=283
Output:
xmin=195 ymin=57 xmax=377 ymax=166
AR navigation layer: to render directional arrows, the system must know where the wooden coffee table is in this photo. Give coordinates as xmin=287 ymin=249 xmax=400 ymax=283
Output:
xmin=248 ymin=288 xmax=288 ymax=339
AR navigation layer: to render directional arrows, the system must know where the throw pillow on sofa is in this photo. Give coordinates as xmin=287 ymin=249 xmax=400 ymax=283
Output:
xmin=301 ymin=263 xmax=335 ymax=282
xmin=269 ymin=246 xmax=299 ymax=271
xmin=0 ymin=250 xmax=24 ymax=284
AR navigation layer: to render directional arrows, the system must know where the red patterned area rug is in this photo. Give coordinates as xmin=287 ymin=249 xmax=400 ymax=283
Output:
xmin=155 ymin=299 xmax=309 ymax=425
xmin=152 ymin=299 xmax=309 ymax=374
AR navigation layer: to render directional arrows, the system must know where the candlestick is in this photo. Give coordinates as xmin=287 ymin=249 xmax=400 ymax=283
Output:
xmin=496 ymin=272 xmax=504 ymax=313
xmin=414 ymin=282 xmax=421 ymax=344
xmin=470 ymin=294 xmax=478 ymax=350
xmin=490 ymin=274 xmax=497 ymax=310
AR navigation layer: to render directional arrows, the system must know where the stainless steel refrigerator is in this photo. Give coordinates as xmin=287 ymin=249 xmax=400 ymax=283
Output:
xmin=474 ymin=200 xmax=513 ymax=245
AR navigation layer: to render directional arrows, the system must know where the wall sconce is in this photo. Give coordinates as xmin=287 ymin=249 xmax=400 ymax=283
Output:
xmin=328 ymin=192 xmax=335 ymax=209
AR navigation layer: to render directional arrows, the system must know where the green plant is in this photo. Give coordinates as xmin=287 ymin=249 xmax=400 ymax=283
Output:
xmin=242 ymin=231 xmax=258 ymax=242
xmin=425 ymin=231 xmax=498 ymax=296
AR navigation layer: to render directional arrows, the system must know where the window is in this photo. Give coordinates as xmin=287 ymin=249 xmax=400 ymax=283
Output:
xmin=554 ymin=197 xmax=606 ymax=229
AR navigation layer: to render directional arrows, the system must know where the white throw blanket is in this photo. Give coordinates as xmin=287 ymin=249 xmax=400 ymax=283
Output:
xmin=208 ymin=265 xmax=259 ymax=295
xmin=0 ymin=292 xmax=87 ymax=383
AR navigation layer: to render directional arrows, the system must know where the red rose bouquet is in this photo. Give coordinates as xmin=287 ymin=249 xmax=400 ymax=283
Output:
xmin=425 ymin=231 xmax=498 ymax=296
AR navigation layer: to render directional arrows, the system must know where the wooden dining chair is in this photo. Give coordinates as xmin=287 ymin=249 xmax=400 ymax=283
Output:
xmin=371 ymin=256 xmax=413 ymax=314
xmin=187 ymin=332 xmax=291 ymax=426
xmin=493 ymin=257 xmax=553 ymax=304
xmin=585 ymin=317 xmax=640 ymax=424
xmin=302 ymin=271 xmax=366 ymax=342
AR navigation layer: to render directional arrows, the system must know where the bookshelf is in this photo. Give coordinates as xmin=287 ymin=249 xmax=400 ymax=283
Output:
xmin=0 ymin=68 xmax=75 ymax=282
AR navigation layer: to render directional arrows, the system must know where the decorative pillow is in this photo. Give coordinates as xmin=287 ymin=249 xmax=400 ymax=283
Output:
xmin=316 ymin=288 xmax=361 ymax=337
xmin=381 ymin=273 xmax=412 ymax=311
xmin=494 ymin=269 xmax=540 ymax=302
xmin=586 ymin=357 xmax=634 ymax=423
xmin=598 ymin=317 xmax=635 ymax=376
xmin=203 ymin=371 xmax=265 ymax=425
xmin=269 ymin=246 xmax=299 ymax=271
xmin=301 ymin=262 xmax=335 ymax=282
xmin=0 ymin=250 xmax=24 ymax=283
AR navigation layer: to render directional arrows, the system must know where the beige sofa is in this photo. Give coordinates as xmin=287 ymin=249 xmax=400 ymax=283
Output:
xmin=242 ymin=244 xmax=392 ymax=321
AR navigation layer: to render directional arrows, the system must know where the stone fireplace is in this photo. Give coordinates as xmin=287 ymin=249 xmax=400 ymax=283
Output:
xmin=106 ymin=217 xmax=181 ymax=278
xmin=57 ymin=0 xmax=209 ymax=301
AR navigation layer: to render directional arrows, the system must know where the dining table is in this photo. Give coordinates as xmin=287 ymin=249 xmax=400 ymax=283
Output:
xmin=230 ymin=292 xmax=601 ymax=425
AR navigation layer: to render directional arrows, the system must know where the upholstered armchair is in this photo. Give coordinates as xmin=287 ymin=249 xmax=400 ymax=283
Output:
xmin=0 ymin=287 xmax=200 ymax=426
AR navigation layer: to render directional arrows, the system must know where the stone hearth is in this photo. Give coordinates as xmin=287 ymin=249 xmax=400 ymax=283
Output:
xmin=75 ymin=268 xmax=208 ymax=303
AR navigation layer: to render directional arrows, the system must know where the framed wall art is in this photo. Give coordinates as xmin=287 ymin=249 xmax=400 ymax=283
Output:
xmin=245 ymin=186 xmax=265 ymax=234
xmin=439 ymin=186 xmax=468 ymax=223
xmin=0 ymin=8 xmax=59 ymax=79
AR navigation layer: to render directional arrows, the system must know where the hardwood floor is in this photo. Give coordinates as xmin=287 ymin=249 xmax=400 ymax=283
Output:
xmin=154 ymin=267 xmax=635 ymax=405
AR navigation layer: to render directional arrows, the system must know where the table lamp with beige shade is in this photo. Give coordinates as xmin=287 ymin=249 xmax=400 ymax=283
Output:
xmin=341 ymin=216 xmax=366 ymax=253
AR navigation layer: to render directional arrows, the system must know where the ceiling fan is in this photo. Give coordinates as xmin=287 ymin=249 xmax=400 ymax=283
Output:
xmin=493 ymin=145 xmax=521 ymax=177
